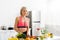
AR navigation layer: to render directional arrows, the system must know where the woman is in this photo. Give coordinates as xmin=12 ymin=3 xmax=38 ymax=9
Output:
xmin=14 ymin=7 xmax=30 ymax=36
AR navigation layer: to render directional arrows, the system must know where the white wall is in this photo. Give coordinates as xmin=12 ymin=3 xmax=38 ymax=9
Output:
xmin=1 ymin=0 xmax=60 ymax=28
xmin=0 ymin=0 xmax=47 ymax=27
xmin=46 ymin=0 xmax=60 ymax=25
xmin=0 ymin=0 xmax=31 ymax=27
xmin=45 ymin=0 xmax=60 ymax=36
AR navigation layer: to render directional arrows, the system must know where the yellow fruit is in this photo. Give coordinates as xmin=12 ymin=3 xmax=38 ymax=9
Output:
xmin=25 ymin=37 xmax=30 ymax=40
xmin=30 ymin=38 xmax=34 ymax=40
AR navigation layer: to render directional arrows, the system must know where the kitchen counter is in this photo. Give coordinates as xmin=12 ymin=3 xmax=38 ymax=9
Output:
xmin=0 ymin=30 xmax=60 ymax=40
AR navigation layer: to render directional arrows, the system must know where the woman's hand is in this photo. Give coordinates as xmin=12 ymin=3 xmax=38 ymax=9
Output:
xmin=26 ymin=27 xmax=29 ymax=36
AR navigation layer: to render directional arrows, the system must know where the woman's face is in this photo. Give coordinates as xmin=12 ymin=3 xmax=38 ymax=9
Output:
xmin=21 ymin=8 xmax=27 ymax=16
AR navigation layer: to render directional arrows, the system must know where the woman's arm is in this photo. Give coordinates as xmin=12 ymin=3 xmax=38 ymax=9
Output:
xmin=27 ymin=18 xmax=30 ymax=36
xmin=14 ymin=17 xmax=19 ymax=33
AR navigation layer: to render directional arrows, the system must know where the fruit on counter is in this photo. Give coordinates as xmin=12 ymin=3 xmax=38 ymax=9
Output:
xmin=30 ymin=36 xmax=35 ymax=40
xmin=36 ymin=37 xmax=40 ymax=40
xmin=30 ymin=38 xmax=34 ymax=40
xmin=25 ymin=36 xmax=30 ymax=40
xmin=40 ymin=36 xmax=44 ymax=40
xmin=8 ymin=38 xmax=18 ymax=40
xmin=19 ymin=38 xmax=25 ymax=40
xmin=50 ymin=33 xmax=53 ymax=38
xmin=48 ymin=33 xmax=53 ymax=38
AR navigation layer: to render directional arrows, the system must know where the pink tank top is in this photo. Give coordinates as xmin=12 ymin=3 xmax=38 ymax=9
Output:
xmin=17 ymin=16 xmax=28 ymax=27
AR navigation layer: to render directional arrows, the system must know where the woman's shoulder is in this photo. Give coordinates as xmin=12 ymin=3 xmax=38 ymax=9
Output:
xmin=15 ymin=16 xmax=20 ymax=20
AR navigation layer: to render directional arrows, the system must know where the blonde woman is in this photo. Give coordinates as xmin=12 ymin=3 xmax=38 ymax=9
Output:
xmin=14 ymin=7 xmax=30 ymax=36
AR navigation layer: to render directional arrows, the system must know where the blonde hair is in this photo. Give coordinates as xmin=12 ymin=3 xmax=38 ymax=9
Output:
xmin=20 ymin=7 xmax=26 ymax=15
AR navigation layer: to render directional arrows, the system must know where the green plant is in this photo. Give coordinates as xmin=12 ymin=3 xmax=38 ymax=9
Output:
xmin=16 ymin=33 xmax=26 ymax=39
